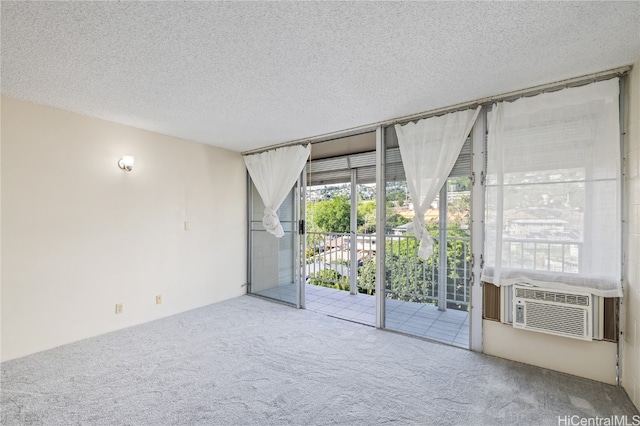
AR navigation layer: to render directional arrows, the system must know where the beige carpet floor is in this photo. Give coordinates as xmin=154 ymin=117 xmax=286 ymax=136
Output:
xmin=1 ymin=295 xmax=638 ymax=425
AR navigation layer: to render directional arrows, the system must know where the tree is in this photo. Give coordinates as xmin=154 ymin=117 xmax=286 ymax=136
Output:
xmin=358 ymin=258 xmax=377 ymax=294
xmin=308 ymin=195 xmax=351 ymax=233
xmin=308 ymin=196 xmax=377 ymax=233
xmin=386 ymin=213 xmax=410 ymax=230
xmin=358 ymin=200 xmax=376 ymax=233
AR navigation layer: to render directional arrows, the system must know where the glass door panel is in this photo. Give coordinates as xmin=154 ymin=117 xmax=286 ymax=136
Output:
xmin=249 ymin=177 xmax=302 ymax=307
xmin=383 ymin=130 xmax=471 ymax=348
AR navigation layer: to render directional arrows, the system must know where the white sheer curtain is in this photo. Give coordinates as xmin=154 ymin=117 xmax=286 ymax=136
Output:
xmin=395 ymin=106 xmax=481 ymax=259
xmin=244 ymin=144 xmax=311 ymax=238
xmin=481 ymin=78 xmax=621 ymax=297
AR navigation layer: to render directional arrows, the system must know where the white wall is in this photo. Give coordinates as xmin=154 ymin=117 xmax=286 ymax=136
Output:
xmin=623 ymin=60 xmax=640 ymax=410
xmin=483 ymin=320 xmax=618 ymax=385
xmin=1 ymin=97 xmax=247 ymax=362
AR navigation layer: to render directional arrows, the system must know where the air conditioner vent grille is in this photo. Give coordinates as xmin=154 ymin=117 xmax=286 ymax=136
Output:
xmin=513 ymin=285 xmax=592 ymax=340
xmin=514 ymin=288 xmax=590 ymax=307
xmin=525 ymin=302 xmax=587 ymax=337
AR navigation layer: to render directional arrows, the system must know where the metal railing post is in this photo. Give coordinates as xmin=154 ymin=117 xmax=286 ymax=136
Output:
xmin=350 ymin=169 xmax=358 ymax=295
xmin=438 ymin=184 xmax=448 ymax=311
xmin=375 ymin=126 xmax=386 ymax=328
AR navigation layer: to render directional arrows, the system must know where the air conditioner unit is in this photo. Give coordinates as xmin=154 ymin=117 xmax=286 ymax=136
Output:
xmin=512 ymin=285 xmax=593 ymax=341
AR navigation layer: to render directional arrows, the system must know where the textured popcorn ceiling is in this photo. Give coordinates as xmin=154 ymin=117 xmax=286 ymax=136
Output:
xmin=2 ymin=1 xmax=639 ymax=152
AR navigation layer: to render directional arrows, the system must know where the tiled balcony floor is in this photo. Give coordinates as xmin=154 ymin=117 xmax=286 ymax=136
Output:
xmin=304 ymin=284 xmax=469 ymax=348
xmin=305 ymin=284 xmax=376 ymax=325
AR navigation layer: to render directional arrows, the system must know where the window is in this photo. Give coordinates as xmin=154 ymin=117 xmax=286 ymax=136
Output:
xmin=481 ymin=78 xmax=621 ymax=298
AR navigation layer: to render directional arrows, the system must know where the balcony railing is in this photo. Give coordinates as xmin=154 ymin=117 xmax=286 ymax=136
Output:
xmin=305 ymin=231 xmax=470 ymax=310
xmin=500 ymin=238 xmax=582 ymax=274
xmin=385 ymin=234 xmax=469 ymax=310
xmin=306 ymin=232 xmax=376 ymax=292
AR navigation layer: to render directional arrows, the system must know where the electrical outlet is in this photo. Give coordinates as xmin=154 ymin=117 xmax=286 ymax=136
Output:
xmin=115 ymin=303 xmax=123 ymax=314
xmin=156 ymin=295 xmax=162 ymax=305
xmin=184 ymin=221 xmax=190 ymax=231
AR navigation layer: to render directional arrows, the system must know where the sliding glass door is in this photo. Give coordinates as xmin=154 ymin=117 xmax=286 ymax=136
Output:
xmin=382 ymin=129 xmax=473 ymax=348
xmin=248 ymin=171 xmax=305 ymax=307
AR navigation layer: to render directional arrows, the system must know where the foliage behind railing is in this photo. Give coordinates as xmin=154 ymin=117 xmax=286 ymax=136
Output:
xmin=306 ymin=232 xmax=374 ymax=293
xmin=384 ymin=234 xmax=469 ymax=310
xmin=306 ymin=231 xmax=470 ymax=310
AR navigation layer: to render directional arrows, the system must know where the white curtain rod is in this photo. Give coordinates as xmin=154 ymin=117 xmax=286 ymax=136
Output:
xmin=242 ymin=65 xmax=631 ymax=155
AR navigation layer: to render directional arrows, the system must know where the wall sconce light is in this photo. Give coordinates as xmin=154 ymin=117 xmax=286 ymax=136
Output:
xmin=118 ymin=155 xmax=134 ymax=171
